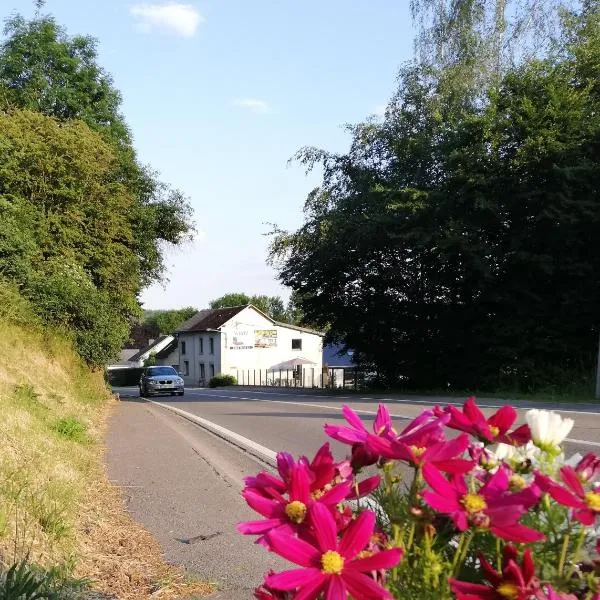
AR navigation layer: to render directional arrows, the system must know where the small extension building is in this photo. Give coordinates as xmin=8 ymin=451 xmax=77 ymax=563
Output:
xmin=175 ymin=305 xmax=323 ymax=387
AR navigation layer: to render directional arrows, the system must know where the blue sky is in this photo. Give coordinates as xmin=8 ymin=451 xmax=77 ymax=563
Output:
xmin=2 ymin=0 xmax=416 ymax=309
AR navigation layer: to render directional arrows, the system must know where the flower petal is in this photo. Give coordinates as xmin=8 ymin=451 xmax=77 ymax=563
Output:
xmin=338 ymin=510 xmax=375 ymax=560
xmin=490 ymin=523 xmax=545 ymax=543
xmin=243 ymin=489 xmax=281 ymax=518
xmin=320 ymin=481 xmax=353 ymax=505
xmin=309 ymin=503 xmax=338 ymax=552
xmin=266 ymin=568 xmax=324 ymax=591
xmin=343 ymin=569 xmax=393 ymax=600
xmin=295 ymin=575 xmax=328 ymax=600
xmin=347 ymin=548 xmax=403 ymax=572
xmin=266 ymin=529 xmax=321 ymax=567
xmin=488 ymin=405 xmax=517 ymax=435
xmin=374 ymin=404 xmax=391 ymax=434
xmin=422 ymin=463 xmax=460 ymax=500
xmin=325 ymin=576 xmax=346 ymax=600
xmin=236 ymin=518 xmax=284 ymax=535
xmin=560 ymin=466 xmax=585 ymax=498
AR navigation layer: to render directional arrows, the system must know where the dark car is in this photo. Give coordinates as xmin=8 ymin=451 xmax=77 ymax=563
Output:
xmin=139 ymin=366 xmax=184 ymax=397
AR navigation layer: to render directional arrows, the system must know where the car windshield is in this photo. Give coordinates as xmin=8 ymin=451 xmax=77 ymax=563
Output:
xmin=146 ymin=367 xmax=178 ymax=376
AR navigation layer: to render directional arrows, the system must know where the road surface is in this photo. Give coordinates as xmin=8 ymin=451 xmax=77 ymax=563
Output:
xmin=107 ymin=386 xmax=600 ymax=598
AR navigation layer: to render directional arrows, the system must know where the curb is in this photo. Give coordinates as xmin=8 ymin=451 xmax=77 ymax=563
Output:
xmin=146 ymin=399 xmax=278 ymax=467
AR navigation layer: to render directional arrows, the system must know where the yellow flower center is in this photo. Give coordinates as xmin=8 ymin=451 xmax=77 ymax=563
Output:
xmin=285 ymin=500 xmax=307 ymax=524
xmin=461 ymin=493 xmax=488 ymax=514
xmin=321 ymin=550 xmax=344 ymax=574
xmin=509 ymin=475 xmax=526 ymax=491
xmin=410 ymin=446 xmax=427 ymax=459
xmin=497 ymin=582 xmax=519 ymax=599
xmin=585 ymin=492 xmax=600 ymax=511
xmin=489 ymin=425 xmax=500 ymax=438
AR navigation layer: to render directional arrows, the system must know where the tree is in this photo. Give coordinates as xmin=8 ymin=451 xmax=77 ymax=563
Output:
xmin=0 ymin=110 xmax=139 ymax=365
xmin=0 ymin=9 xmax=196 ymax=365
xmin=143 ymin=307 xmax=197 ymax=334
xmin=270 ymin=4 xmax=600 ymax=391
xmin=209 ymin=292 xmax=297 ymax=324
xmin=0 ymin=10 xmax=195 ymax=287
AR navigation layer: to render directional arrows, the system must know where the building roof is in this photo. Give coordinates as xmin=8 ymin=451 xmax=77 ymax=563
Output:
xmin=176 ymin=304 xmax=324 ymax=336
xmin=323 ymin=343 xmax=356 ymax=368
xmin=128 ymin=335 xmax=172 ymax=362
xmin=274 ymin=320 xmax=324 ymax=336
xmin=176 ymin=306 xmax=247 ymax=332
xmin=155 ymin=337 xmax=178 ymax=359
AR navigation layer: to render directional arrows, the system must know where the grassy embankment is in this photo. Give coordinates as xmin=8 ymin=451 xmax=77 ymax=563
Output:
xmin=0 ymin=283 xmax=212 ymax=598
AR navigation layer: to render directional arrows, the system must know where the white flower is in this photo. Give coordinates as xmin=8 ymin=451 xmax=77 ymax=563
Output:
xmin=526 ymin=409 xmax=574 ymax=450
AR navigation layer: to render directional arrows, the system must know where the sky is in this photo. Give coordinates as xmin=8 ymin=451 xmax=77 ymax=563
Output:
xmin=1 ymin=0 xmax=417 ymax=310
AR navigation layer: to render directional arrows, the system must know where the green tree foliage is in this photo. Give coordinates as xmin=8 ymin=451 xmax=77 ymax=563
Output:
xmin=0 ymin=10 xmax=194 ymax=286
xmin=270 ymin=4 xmax=600 ymax=391
xmin=0 ymin=10 xmax=195 ymax=366
xmin=209 ymin=292 xmax=295 ymax=323
xmin=143 ymin=307 xmax=197 ymax=334
xmin=0 ymin=110 xmax=136 ymax=365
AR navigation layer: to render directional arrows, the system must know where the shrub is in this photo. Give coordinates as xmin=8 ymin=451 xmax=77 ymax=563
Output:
xmin=208 ymin=374 xmax=237 ymax=388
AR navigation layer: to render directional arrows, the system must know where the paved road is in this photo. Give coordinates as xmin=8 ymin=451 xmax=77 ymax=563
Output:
xmin=107 ymin=386 xmax=600 ymax=597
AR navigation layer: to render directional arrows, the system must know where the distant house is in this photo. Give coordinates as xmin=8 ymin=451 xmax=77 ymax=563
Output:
xmin=175 ymin=305 xmax=323 ymax=387
xmin=126 ymin=335 xmax=176 ymax=368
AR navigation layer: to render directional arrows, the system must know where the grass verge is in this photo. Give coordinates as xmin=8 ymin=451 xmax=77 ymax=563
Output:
xmin=0 ymin=308 xmax=212 ymax=598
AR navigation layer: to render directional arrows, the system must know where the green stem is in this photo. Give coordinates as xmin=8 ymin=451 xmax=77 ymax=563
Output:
xmin=452 ymin=535 xmax=465 ymax=575
xmin=496 ymin=537 xmax=502 ymax=572
xmin=558 ymin=533 xmax=570 ymax=577
xmin=567 ymin=527 xmax=586 ymax=578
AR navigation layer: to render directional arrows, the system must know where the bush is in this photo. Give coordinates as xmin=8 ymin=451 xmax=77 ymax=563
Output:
xmin=208 ymin=374 xmax=237 ymax=388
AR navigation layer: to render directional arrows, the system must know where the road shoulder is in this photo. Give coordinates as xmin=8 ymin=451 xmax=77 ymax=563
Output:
xmin=105 ymin=397 xmax=285 ymax=599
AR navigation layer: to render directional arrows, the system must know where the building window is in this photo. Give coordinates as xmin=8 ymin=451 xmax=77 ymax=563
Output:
xmin=183 ymin=360 xmax=189 ymax=376
xmin=292 ymin=339 xmax=302 ymax=350
xmin=199 ymin=363 xmax=205 ymax=380
xmin=181 ymin=340 xmax=186 ymax=355
xmin=209 ymin=363 xmax=215 ymax=377
xmin=199 ymin=338 xmax=204 ymax=354
xmin=209 ymin=337 xmax=214 ymax=354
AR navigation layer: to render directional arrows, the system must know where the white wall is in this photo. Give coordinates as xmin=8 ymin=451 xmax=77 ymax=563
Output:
xmin=219 ymin=307 xmax=323 ymax=386
xmin=176 ymin=307 xmax=323 ymax=387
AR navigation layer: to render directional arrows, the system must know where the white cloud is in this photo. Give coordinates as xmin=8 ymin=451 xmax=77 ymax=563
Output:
xmin=129 ymin=2 xmax=203 ymax=38
xmin=232 ymin=98 xmax=270 ymax=114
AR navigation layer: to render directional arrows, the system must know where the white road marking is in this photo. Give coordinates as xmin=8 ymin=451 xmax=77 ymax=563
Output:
xmin=174 ymin=391 xmax=600 ymax=449
xmin=180 ymin=387 xmax=600 ymax=416
xmin=149 ymin=399 xmax=277 ymax=465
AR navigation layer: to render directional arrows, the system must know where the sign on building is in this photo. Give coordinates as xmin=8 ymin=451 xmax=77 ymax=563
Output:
xmin=230 ymin=330 xmax=253 ymax=350
xmin=255 ymin=329 xmax=277 ymax=348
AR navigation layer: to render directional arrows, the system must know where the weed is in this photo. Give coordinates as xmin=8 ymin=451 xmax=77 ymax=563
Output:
xmin=54 ymin=418 xmax=87 ymax=444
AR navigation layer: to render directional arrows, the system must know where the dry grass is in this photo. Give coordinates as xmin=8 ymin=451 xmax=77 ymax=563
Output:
xmin=0 ymin=320 xmax=213 ymax=598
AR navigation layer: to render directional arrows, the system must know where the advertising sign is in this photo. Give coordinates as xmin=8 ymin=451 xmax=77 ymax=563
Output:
xmin=229 ymin=329 xmax=253 ymax=350
xmin=255 ymin=329 xmax=277 ymax=348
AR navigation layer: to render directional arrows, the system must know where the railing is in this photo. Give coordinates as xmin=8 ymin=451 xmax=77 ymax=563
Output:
xmin=234 ymin=367 xmax=362 ymax=390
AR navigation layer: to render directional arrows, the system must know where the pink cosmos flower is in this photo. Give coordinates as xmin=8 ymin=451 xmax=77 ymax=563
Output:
xmin=575 ymin=453 xmax=600 ymax=484
xmin=446 ymin=397 xmax=531 ymax=446
xmin=324 ymin=404 xmax=395 ymax=446
xmin=369 ymin=432 xmax=475 ymax=475
xmin=449 ymin=545 xmax=539 ymax=600
xmin=539 ymin=585 xmax=579 ymax=600
xmin=237 ymin=462 xmax=351 ymax=541
xmin=422 ymin=464 xmax=544 ymax=542
xmin=246 ymin=444 xmax=346 ymax=502
xmin=265 ymin=503 xmax=403 ymax=600
xmin=535 ymin=466 xmax=600 ymax=525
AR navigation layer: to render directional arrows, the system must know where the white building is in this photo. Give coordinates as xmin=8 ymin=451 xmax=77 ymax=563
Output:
xmin=175 ymin=305 xmax=323 ymax=387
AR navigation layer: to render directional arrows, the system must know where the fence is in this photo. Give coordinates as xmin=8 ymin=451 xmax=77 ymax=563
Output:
xmin=235 ymin=367 xmax=363 ymax=390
